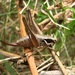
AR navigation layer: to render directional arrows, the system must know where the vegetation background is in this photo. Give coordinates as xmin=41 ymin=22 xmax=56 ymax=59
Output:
xmin=0 ymin=0 xmax=75 ymax=75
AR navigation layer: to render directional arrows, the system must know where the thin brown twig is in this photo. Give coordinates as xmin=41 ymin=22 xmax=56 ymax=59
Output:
xmin=38 ymin=61 xmax=54 ymax=72
xmin=17 ymin=0 xmax=39 ymax=75
xmin=48 ymin=48 xmax=68 ymax=75
xmin=37 ymin=57 xmax=53 ymax=69
xmin=0 ymin=49 xmax=21 ymax=58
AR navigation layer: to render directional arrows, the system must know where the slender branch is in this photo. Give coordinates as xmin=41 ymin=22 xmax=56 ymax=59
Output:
xmin=38 ymin=61 xmax=54 ymax=72
xmin=0 ymin=49 xmax=22 ymax=63
xmin=17 ymin=0 xmax=38 ymax=75
xmin=0 ymin=49 xmax=21 ymax=58
xmin=0 ymin=57 xmax=21 ymax=63
xmin=48 ymin=48 xmax=68 ymax=75
xmin=37 ymin=57 xmax=53 ymax=69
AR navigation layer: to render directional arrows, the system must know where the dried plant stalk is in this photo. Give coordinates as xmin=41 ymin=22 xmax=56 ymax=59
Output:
xmin=0 ymin=49 xmax=21 ymax=58
xmin=17 ymin=0 xmax=38 ymax=75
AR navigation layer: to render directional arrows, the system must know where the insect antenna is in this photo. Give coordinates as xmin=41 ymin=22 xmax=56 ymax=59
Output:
xmin=0 ymin=40 xmax=19 ymax=46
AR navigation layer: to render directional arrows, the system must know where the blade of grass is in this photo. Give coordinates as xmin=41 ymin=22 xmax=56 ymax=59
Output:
xmin=4 ymin=61 xmax=18 ymax=75
xmin=41 ymin=9 xmax=69 ymax=30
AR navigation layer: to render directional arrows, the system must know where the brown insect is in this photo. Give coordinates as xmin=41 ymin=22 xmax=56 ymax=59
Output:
xmin=0 ymin=34 xmax=56 ymax=48
xmin=0 ymin=9 xmax=57 ymax=48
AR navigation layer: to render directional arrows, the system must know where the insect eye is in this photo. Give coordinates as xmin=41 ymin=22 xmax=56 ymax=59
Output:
xmin=44 ymin=39 xmax=54 ymax=43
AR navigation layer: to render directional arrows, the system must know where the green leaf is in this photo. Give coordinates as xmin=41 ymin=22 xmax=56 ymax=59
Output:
xmin=4 ymin=61 xmax=17 ymax=75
